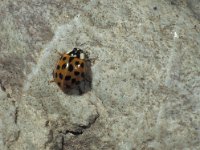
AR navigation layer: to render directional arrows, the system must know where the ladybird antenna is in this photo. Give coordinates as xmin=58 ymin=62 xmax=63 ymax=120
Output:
xmin=57 ymin=52 xmax=63 ymax=56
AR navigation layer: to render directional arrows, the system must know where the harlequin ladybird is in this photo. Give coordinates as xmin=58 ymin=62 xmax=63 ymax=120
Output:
xmin=51 ymin=48 xmax=89 ymax=90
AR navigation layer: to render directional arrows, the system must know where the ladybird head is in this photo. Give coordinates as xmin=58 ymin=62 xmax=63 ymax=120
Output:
xmin=67 ymin=48 xmax=88 ymax=60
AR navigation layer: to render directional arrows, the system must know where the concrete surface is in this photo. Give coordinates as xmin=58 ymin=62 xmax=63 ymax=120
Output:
xmin=0 ymin=0 xmax=200 ymax=150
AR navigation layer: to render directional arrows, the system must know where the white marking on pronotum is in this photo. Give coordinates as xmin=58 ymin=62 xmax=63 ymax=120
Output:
xmin=80 ymin=53 xmax=85 ymax=59
xmin=70 ymin=53 xmax=76 ymax=57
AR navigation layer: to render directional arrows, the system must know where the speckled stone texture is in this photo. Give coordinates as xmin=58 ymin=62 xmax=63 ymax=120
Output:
xmin=0 ymin=0 xmax=200 ymax=150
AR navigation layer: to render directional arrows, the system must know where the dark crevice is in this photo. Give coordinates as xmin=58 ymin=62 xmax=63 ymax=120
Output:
xmin=59 ymin=114 xmax=99 ymax=148
xmin=45 ymin=107 xmax=100 ymax=149
xmin=65 ymin=129 xmax=83 ymax=135
xmin=0 ymin=79 xmax=6 ymax=91
xmin=14 ymin=107 xmax=19 ymax=124
xmin=66 ymin=112 xmax=100 ymax=136
xmin=44 ymin=130 xmax=53 ymax=149
xmin=61 ymin=135 xmax=64 ymax=150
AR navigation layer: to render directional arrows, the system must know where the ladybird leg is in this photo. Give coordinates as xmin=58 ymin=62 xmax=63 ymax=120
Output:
xmin=81 ymin=50 xmax=90 ymax=60
xmin=54 ymin=50 xmax=64 ymax=56
xmin=57 ymin=51 xmax=63 ymax=56
xmin=86 ymin=57 xmax=98 ymax=65
xmin=49 ymin=79 xmax=55 ymax=83
xmin=84 ymin=50 xmax=90 ymax=57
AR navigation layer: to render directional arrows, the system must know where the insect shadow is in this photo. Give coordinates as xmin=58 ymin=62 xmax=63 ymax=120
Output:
xmin=62 ymin=59 xmax=93 ymax=95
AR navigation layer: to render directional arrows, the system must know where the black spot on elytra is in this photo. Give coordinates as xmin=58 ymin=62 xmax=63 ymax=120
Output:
xmin=71 ymin=78 xmax=76 ymax=84
xmin=63 ymin=57 xmax=66 ymax=61
xmin=65 ymin=75 xmax=71 ymax=80
xmin=75 ymin=61 xmax=79 ymax=65
xmin=74 ymin=71 xmax=80 ymax=76
xmin=59 ymin=73 xmax=63 ymax=79
xmin=62 ymin=63 xmax=66 ymax=69
xmin=69 ymin=57 xmax=74 ymax=63
xmin=80 ymin=62 xmax=84 ymax=68
xmin=81 ymin=72 xmax=85 ymax=78
xmin=68 ymin=64 xmax=74 ymax=72
xmin=57 ymin=82 xmax=61 ymax=86
xmin=57 ymin=65 xmax=60 ymax=70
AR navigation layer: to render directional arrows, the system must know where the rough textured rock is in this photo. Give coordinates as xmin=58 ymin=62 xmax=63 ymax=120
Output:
xmin=0 ymin=0 xmax=200 ymax=150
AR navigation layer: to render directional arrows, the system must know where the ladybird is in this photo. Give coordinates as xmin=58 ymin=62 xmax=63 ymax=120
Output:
xmin=51 ymin=48 xmax=89 ymax=91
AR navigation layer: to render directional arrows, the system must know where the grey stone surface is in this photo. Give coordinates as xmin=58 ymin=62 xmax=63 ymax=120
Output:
xmin=0 ymin=0 xmax=200 ymax=150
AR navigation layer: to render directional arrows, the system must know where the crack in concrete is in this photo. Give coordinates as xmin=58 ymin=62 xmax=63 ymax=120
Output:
xmin=66 ymin=111 xmax=100 ymax=136
xmin=59 ymin=110 xmax=100 ymax=149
